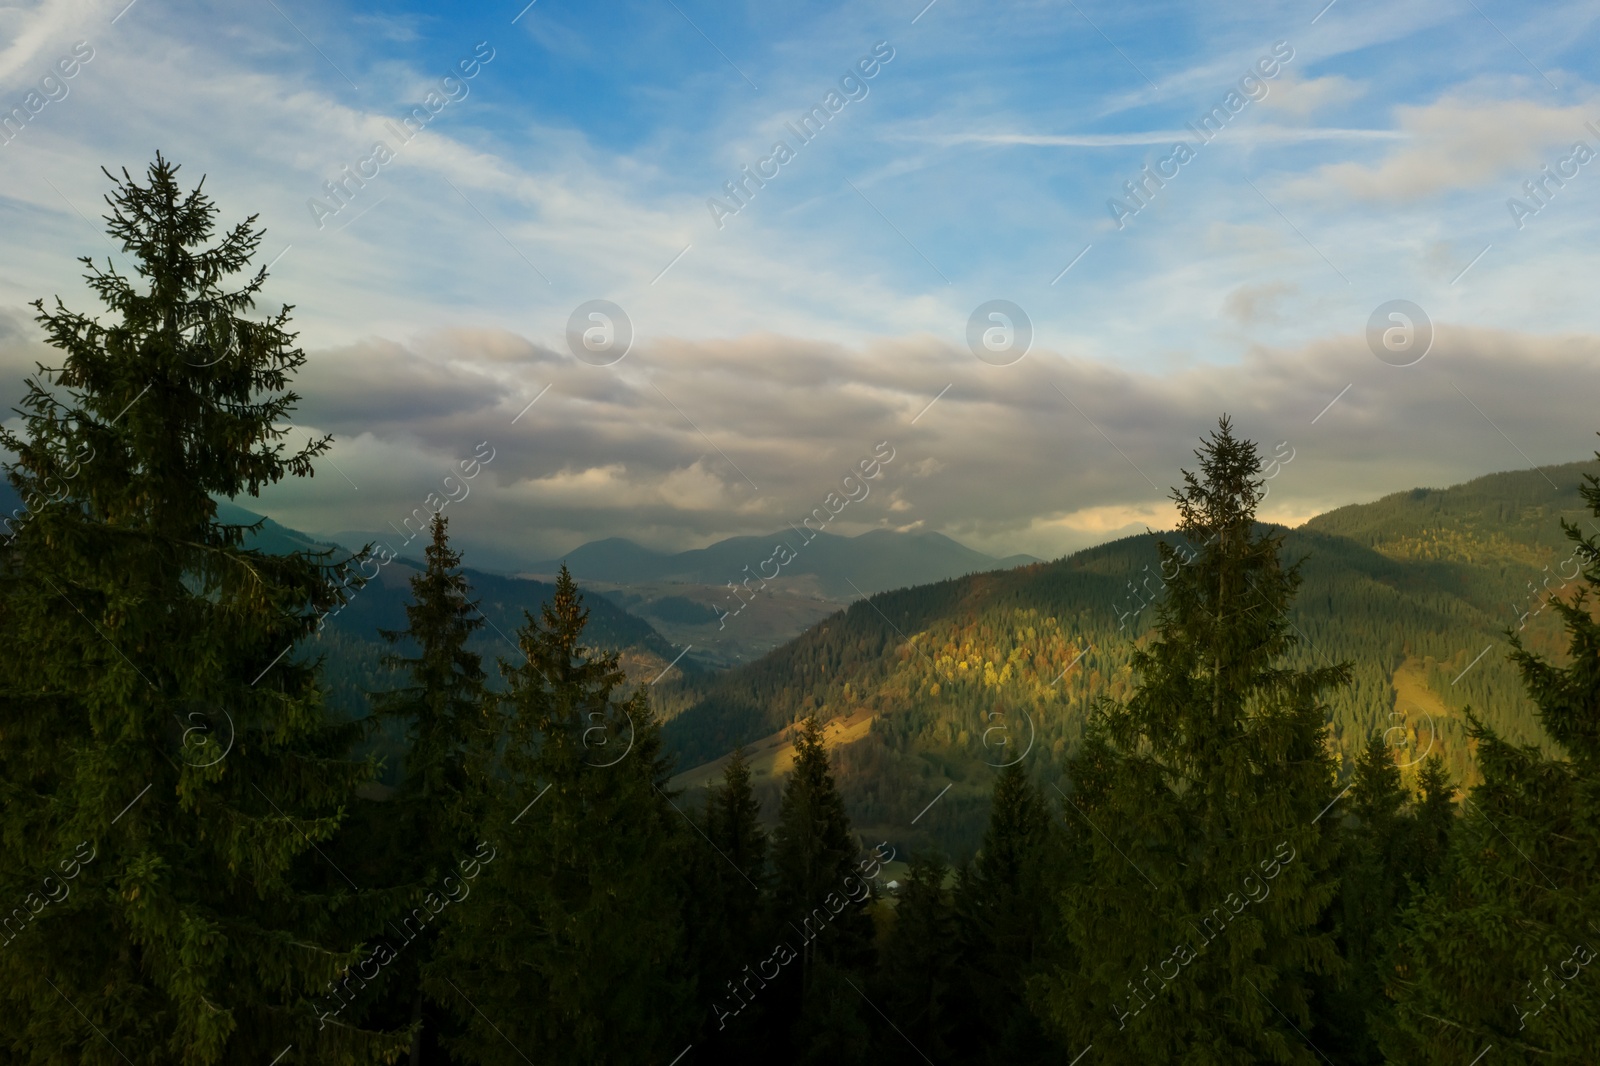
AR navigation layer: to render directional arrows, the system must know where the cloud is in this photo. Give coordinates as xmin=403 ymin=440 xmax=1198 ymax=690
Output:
xmin=292 ymin=333 xmax=517 ymax=432
xmin=228 ymin=319 xmax=1600 ymax=568
xmin=0 ymin=0 xmax=86 ymax=88
xmin=1223 ymin=282 xmax=1297 ymax=325
xmin=1289 ymin=94 xmax=1600 ymax=202
xmin=916 ymin=127 xmax=1402 ymax=148
xmin=1258 ymin=72 xmax=1366 ymax=119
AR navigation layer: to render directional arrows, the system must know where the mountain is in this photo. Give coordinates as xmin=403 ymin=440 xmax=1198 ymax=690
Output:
xmin=522 ymin=527 xmax=1039 ymax=598
xmin=494 ymin=527 xmax=1041 ymax=669
xmin=658 ymin=460 xmax=1597 ymax=858
xmin=216 ymin=498 xmax=351 ymax=556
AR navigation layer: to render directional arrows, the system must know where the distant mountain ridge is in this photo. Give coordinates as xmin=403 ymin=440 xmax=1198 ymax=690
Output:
xmin=658 ymin=459 xmax=1599 ymax=856
xmin=521 ymin=527 xmax=1040 ymax=598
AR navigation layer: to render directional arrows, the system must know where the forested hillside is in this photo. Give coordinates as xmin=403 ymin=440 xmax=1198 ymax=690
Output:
xmin=661 ymin=463 xmax=1594 ymax=855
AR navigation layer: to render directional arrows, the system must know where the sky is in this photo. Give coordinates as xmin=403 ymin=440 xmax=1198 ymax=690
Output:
xmin=2 ymin=0 xmax=1599 ymax=569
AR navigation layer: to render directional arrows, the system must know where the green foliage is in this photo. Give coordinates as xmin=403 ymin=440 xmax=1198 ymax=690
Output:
xmin=1382 ymin=452 xmax=1600 ymax=1064
xmin=685 ymin=747 xmax=774 ymax=1061
xmin=771 ymin=718 xmax=877 ymax=974
xmin=876 ymin=852 xmax=961 ymax=1063
xmin=954 ymin=761 xmax=1059 ymax=1063
xmin=18 ymin=154 xmax=1600 ymax=1066
xmin=1317 ymin=740 xmax=1458 ymax=1062
xmin=432 ymin=567 xmax=694 ymax=1065
xmin=1036 ymin=418 xmax=1347 ymax=1064
xmin=768 ymin=716 xmax=878 ymax=1055
xmin=372 ymin=512 xmax=488 ymax=858
xmin=791 ymin=961 xmax=873 ymax=1066
xmin=345 ymin=512 xmax=490 ymax=1058
xmin=0 ymin=157 xmax=399 ymax=1064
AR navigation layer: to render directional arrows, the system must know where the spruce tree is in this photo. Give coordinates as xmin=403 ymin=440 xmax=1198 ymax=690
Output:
xmin=706 ymin=746 xmax=769 ymax=901
xmin=432 ymin=566 xmax=693 ymax=1065
xmin=791 ymin=962 xmax=874 ymax=1066
xmin=956 ymin=761 xmax=1058 ymax=1063
xmin=0 ymin=157 xmax=399 ymax=1063
xmin=360 ymin=512 xmax=488 ymax=1061
xmin=1383 ymin=455 xmax=1600 ymax=1064
xmin=771 ymin=717 xmax=877 ymax=972
xmin=683 ymin=746 xmax=774 ymax=1062
xmin=769 ymin=716 xmax=877 ymax=1054
xmin=877 ymin=852 xmax=961 ymax=1064
xmin=372 ymin=512 xmax=487 ymax=864
xmin=1320 ymin=734 xmax=1413 ymax=1062
xmin=1036 ymin=417 xmax=1347 ymax=1063
xmin=1410 ymin=754 xmax=1456 ymax=882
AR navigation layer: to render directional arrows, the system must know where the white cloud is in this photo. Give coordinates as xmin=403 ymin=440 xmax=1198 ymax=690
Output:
xmin=1289 ymin=94 xmax=1600 ymax=202
xmin=914 ymin=127 xmax=1402 ymax=148
xmin=1258 ymin=72 xmax=1366 ymax=119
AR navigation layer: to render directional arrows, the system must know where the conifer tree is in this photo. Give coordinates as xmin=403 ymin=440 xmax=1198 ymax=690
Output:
xmin=771 ymin=717 xmax=877 ymax=973
xmin=791 ymin=962 xmax=874 ymax=1066
xmin=1036 ymin=417 xmax=1347 ymax=1063
xmin=373 ymin=512 xmax=487 ymax=864
xmin=432 ymin=567 xmax=693 ymax=1065
xmin=956 ymin=761 xmax=1058 ymax=1063
xmin=706 ymin=746 xmax=769 ymax=902
xmin=1319 ymin=734 xmax=1413 ymax=1062
xmin=1410 ymin=754 xmax=1456 ymax=882
xmin=1383 ymin=456 xmax=1600 ymax=1064
xmin=685 ymin=747 xmax=773 ymax=1062
xmin=0 ymin=157 xmax=400 ymax=1063
xmin=877 ymin=851 xmax=961 ymax=1064
xmin=769 ymin=716 xmax=877 ymax=1053
xmin=360 ymin=512 xmax=488 ymax=1062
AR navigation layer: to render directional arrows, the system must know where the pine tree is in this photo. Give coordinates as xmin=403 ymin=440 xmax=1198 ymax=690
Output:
xmin=373 ymin=512 xmax=487 ymax=865
xmin=1319 ymin=734 xmax=1413 ymax=1062
xmin=0 ymin=157 xmax=400 ymax=1063
xmin=769 ymin=716 xmax=877 ymax=1055
xmin=877 ymin=851 xmax=961 ymax=1064
xmin=1410 ymin=754 xmax=1456 ymax=882
xmin=432 ymin=566 xmax=693 ymax=1065
xmin=1036 ymin=417 xmax=1347 ymax=1063
xmin=1383 ymin=454 xmax=1600 ymax=1064
xmin=956 ymin=761 xmax=1059 ymax=1063
xmin=685 ymin=747 xmax=773 ymax=1062
xmin=359 ymin=512 xmax=488 ymax=1061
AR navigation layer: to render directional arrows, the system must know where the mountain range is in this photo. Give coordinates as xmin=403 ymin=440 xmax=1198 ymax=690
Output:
xmin=7 ymin=459 xmax=1592 ymax=857
xmin=516 ymin=528 xmax=1038 ymax=596
xmin=324 ymin=525 xmax=1039 ymax=667
xmin=657 ymin=460 xmax=1596 ymax=856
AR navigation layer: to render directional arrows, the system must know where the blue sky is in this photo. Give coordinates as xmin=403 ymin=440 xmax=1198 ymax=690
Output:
xmin=3 ymin=0 xmax=1600 ymax=567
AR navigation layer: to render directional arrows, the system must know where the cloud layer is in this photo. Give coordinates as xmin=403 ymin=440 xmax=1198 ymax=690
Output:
xmin=163 ymin=320 xmax=1600 ymax=566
